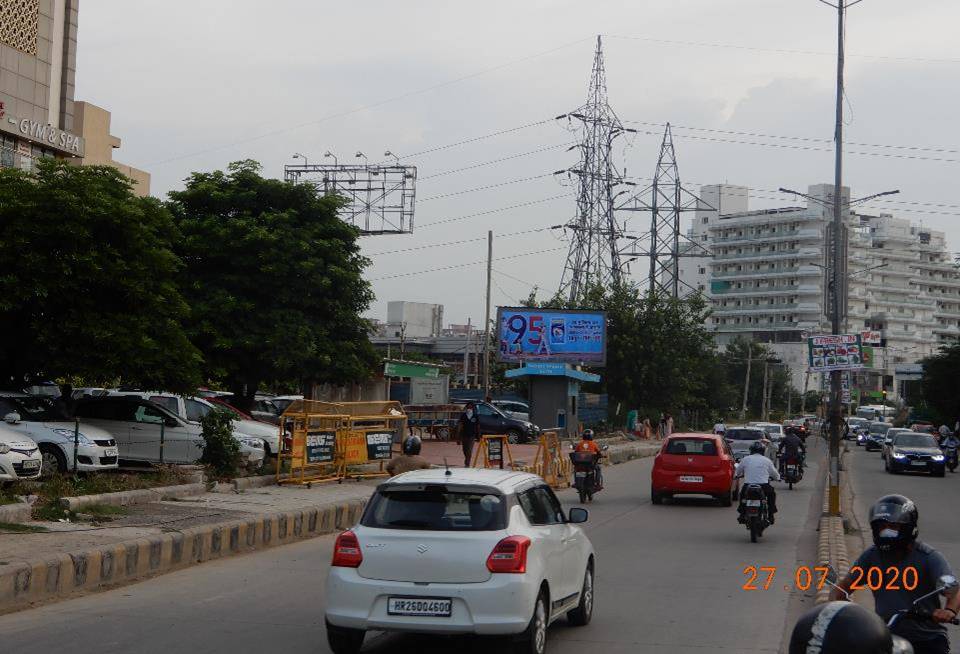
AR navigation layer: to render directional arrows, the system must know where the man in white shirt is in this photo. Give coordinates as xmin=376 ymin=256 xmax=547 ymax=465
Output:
xmin=713 ymin=419 xmax=726 ymax=436
xmin=735 ymin=441 xmax=781 ymax=523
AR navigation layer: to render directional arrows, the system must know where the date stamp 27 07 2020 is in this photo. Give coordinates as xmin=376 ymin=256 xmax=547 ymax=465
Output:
xmin=742 ymin=565 xmax=920 ymax=592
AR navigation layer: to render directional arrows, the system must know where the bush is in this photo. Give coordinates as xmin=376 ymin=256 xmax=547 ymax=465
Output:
xmin=199 ymin=409 xmax=241 ymax=477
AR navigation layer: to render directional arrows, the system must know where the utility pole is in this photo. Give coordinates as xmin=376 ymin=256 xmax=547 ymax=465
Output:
xmin=483 ymin=230 xmax=493 ymax=399
xmin=762 ymin=360 xmax=770 ymax=421
xmin=787 ymin=379 xmax=793 ymax=418
xmin=463 ymin=318 xmax=471 ymax=387
xmin=741 ymin=343 xmax=753 ymax=420
xmin=399 ymin=322 xmax=407 ymax=358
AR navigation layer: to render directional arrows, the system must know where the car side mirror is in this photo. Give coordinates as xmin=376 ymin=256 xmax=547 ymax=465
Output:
xmin=568 ymin=507 xmax=588 ymax=524
xmin=3 ymin=412 xmax=20 ymax=425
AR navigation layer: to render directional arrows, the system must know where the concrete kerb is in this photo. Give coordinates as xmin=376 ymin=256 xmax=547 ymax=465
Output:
xmin=0 ymin=502 xmax=32 ymax=523
xmin=58 ymin=482 xmax=208 ymax=512
xmin=0 ymin=497 xmax=368 ymax=615
xmin=815 ymin=446 xmax=852 ymax=604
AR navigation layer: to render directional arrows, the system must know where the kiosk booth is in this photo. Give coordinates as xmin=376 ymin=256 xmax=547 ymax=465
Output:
xmin=505 ymin=362 xmax=600 ymax=439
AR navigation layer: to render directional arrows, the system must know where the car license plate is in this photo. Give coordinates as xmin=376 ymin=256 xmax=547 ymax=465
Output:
xmin=745 ymin=499 xmax=762 ymax=507
xmin=387 ymin=597 xmax=452 ymax=617
xmin=575 ymin=472 xmax=587 ymax=478
xmin=787 ymin=465 xmax=797 ymax=472
xmin=104 ymin=448 xmax=118 ymax=457
xmin=21 ymin=459 xmax=40 ymax=470
xmin=911 ymin=460 xmax=927 ymax=467
xmin=679 ymin=475 xmax=703 ymax=483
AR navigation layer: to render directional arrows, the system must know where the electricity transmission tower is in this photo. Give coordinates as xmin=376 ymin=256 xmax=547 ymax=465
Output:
xmin=618 ymin=123 xmax=711 ymax=298
xmin=555 ymin=36 xmax=635 ymax=304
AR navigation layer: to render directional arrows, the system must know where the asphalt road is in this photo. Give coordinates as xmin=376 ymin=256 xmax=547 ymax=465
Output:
xmin=845 ymin=440 xmax=960 ymax=580
xmin=0 ymin=445 xmax=826 ymax=654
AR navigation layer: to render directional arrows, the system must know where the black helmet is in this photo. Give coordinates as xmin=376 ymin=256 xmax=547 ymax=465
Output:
xmin=750 ymin=441 xmax=766 ymax=455
xmin=402 ymin=435 xmax=422 ymax=456
xmin=582 ymin=429 xmax=594 ymax=441
xmin=869 ymin=494 xmax=918 ymax=552
xmin=789 ymin=601 xmax=896 ymax=654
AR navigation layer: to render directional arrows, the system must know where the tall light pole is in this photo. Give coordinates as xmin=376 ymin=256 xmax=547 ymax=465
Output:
xmin=482 ymin=231 xmax=493 ymax=399
xmin=292 ymin=152 xmax=309 ymax=166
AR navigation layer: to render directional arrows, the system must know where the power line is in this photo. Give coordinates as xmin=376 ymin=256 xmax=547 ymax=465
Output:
xmin=366 ymin=227 xmax=551 ymax=256
xmin=389 ymin=120 xmax=556 ymax=163
xmin=418 ymin=194 xmax=569 ymax=228
xmin=418 ymin=173 xmax=555 ymax=202
xmin=370 ymin=246 xmax=566 ymax=281
xmin=419 ymin=142 xmax=575 ymax=181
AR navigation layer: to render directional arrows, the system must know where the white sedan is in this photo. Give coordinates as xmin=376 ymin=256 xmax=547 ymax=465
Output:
xmin=0 ymin=424 xmax=42 ymax=481
xmin=325 ymin=468 xmax=595 ymax=654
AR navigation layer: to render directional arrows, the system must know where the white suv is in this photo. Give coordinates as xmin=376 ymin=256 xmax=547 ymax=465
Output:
xmin=324 ymin=468 xmax=595 ymax=654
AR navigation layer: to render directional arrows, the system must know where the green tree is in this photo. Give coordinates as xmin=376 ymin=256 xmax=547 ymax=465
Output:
xmin=919 ymin=344 xmax=960 ymax=424
xmin=0 ymin=160 xmax=200 ymax=390
xmin=168 ymin=160 xmax=377 ymax=408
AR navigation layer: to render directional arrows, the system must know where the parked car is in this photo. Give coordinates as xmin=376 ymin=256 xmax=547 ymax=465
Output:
xmin=865 ymin=421 xmax=891 ymax=451
xmin=881 ymin=428 xmax=914 ymax=461
xmin=270 ymin=395 xmax=303 ymax=415
xmin=0 ymin=393 xmax=119 ymax=475
xmin=491 ymin=400 xmax=530 ymax=422
xmin=73 ymin=396 xmax=265 ymax=467
xmin=324 ymin=467 xmax=595 ymax=654
xmin=0 ymin=424 xmax=42 ymax=482
xmin=107 ymin=391 xmax=280 ymax=456
xmin=451 ymin=400 xmax=540 ymax=443
xmin=884 ymin=432 xmax=946 ymax=476
xmin=651 ymin=433 xmax=735 ymax=506
xmin=724 ymin=426 xmax=768 ymax=462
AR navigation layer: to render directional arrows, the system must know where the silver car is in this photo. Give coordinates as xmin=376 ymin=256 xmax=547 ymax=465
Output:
xmin=725 ymin=427 xmax=769 ymax=462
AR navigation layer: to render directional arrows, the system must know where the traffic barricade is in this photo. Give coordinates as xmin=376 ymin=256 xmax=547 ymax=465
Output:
xmin=337 ymin=401 xmax=408 ymax=481
xmin=530 ymin=431 xmax=570 ymax=489
xmin=471 ymin=434 xmax=518 ymax=470
xmin=277 ymin=399 xmax=346 ymax=487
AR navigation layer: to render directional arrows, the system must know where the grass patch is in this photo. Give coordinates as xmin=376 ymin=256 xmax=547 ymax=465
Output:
xmin=82 ymin=504 xmax=128 ymax=517
xmin=0 ymin=521 xmax=49 ymax=533
xmin=26 ymin=469 xmax=186 ymax=522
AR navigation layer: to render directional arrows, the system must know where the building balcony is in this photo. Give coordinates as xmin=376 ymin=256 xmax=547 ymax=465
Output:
xmin=709 ymin=228 xmax=821 ymax=246
xmin=710 ymin=285 xmax=820 ymax=297
xmin=712 ymin=249 xmax=821 ymax=262
xmin=711 ymin=304 xmax=799 ymax=316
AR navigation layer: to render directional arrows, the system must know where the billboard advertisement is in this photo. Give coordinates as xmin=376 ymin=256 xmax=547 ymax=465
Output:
xmin=807 ymin=334 xmax=865 ymax=372
xmin=497 ymin=307 xmax=606 ymax=365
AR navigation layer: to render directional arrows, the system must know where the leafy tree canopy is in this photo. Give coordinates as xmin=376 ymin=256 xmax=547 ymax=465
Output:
xmin=920 ymin=344 xmax=960 ymax=424
xmin=0 ymin=160 xmax=200 ymax=391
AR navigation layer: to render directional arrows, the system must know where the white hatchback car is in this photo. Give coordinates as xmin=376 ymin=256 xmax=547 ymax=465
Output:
xmin=324 ymin=468 xmax=595 ymax=654
xmin=0 ymin=424 xmax=42 ymax=481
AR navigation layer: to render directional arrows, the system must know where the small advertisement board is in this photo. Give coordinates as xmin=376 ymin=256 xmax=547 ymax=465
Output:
xmin=365 ymin=431 xmax=395 ymax=460
xmin=305 ymin=430 xmax=336 ymax=463
xmin=807 ymin=334 xmax=865 ymax=372
xmin=487 ymin=437 xmax=503 ymax=462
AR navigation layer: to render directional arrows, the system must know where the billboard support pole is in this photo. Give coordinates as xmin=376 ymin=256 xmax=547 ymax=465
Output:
xmin=483 ymin=231 xmax=493 ymax=399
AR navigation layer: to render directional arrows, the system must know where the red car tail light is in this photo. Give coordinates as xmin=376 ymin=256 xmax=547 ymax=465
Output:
xmin=331 ymin=530 xmax=363 ymax=568
xmin=486 ymin=536 xmax=532 ymax=573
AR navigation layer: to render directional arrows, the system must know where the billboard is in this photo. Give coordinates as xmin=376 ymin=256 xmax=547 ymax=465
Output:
xmin=807 ymin=334 xmax=865 ymax=372
xmin=497 ymin=307 xmax=606 ymax=365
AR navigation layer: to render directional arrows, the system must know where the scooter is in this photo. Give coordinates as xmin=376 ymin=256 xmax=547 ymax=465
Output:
xmin=942 ymin=443 xmax=958 ymax=473
xmin=737 ymin=483 xmax=771 ymax=543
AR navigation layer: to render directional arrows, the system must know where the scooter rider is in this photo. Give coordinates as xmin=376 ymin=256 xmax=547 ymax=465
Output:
xmin=779 ymin=427 xmax=807 ymax=473
xmin=735 ymin=441 xmax=781 ymax=523
xmin=789 ymin=600 xmax=913 ymax=654
xmin=829 ymin=494 xmax=960 ymax=654
xmin=386 ymin=435 xmax=432 ymax=477
xmin=574 ymin=429 xmax=604 ymax=489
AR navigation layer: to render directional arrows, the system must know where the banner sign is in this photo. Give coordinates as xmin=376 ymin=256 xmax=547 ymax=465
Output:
xmin=497 ymin=307 xmax=606 ymax=365
xmin=305 ymin=430 xmax=335 ymax=463
xmin=487 ymin=437 xmax=503 ymax=462
xmin=807 ymin=334 xmax=865 ymax=372
xmin=365 ymin=431 xmax=395 ymax=460
xmin=861 ymin=330 xmax=882 ymax=345
xmin=384 ymin=361 xmax=439 ymax=378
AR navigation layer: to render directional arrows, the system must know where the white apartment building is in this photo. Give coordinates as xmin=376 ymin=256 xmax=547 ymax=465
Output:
xmin=385 ymin=301 xmax=444 ymax=338
xmin=683 ymin=183 xmax=960 ymax=396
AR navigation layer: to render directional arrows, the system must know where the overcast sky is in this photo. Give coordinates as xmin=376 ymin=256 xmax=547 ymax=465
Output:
xmin=76 ymin=0 xmax=960 ymax=326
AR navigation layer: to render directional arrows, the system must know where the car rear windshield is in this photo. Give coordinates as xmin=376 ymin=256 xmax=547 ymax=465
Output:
xmin=895 ymin=434 xmax=938 ymax=448
xmin=665 ymin=438 xmax=717 ymax=456
xmin=869 ymin=423 xmax=890 ymax=434
xmin=726 ymin=429 xmax=764 ymax=441
xmin=362 ymin=485 xmax=507 ymax=531
xmin=762 ymin=425 xmax=781 ymax=435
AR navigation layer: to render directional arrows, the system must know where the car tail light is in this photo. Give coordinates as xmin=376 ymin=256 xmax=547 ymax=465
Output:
xmin=486 ymin=536 xmax=532 ymax=573
xmin=331 ymin=530 xmax=363 ymax=568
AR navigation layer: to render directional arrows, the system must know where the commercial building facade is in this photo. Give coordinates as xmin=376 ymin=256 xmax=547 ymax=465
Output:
xmin=0 ymin=0 xmax=148 ymax=194
xmin=685 ymin=183 xmax=960 ymax=398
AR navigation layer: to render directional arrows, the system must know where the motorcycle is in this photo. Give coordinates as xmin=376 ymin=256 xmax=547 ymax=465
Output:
xmin=569 ymin=446 xmax=607 ymax=503
xmin=942 ymin=443 xmax=958 ymax=473
xmin=780 ymin=452 xmax=804 ymax=490
xmin=737 ymin=483 xmax=771 ymax=543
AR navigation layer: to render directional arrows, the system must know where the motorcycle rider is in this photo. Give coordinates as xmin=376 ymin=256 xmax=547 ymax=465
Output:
xmin=941 ymin=431 xmax=960 ymax=470
xmin=713 ymin=417 xmax=726 ymax=436
xmin=829 ymin=494 xmax=960 ymax=654
xmin=574 ymin=429 xmax=604 ymax=489
xmin=789 ymin=600 xmax=913 ymax=654
xmin=735 ymin=440 xmax=780 ymax=524
xmin=778 ymin=426 xmax=807 ymax=473
xmin=386 ymin=435 xmax=432 ymax=476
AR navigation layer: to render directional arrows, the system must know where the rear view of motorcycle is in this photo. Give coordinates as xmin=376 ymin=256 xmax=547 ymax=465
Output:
xmin=781 ymin=454 xmax=803 ymax=490
xmin=738 ymin=484 xmax=771 ymax=542
xmin=570 ymin=450 xmax=601 ymax=503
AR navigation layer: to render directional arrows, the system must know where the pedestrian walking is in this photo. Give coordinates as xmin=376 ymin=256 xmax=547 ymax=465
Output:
xmin=642 ymin=416 xmax=653 ymax=440
xmin=713 ymin=417 xmax=727 ymax=436
xmin=665 ymin=413 xmax=674 ymax=438
xmin=458 ymin=401 xmax=480 ymax=467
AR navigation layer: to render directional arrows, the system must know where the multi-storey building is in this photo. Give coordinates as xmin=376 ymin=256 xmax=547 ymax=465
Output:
xmin=685 ymin=183 xmax=959 ymax=397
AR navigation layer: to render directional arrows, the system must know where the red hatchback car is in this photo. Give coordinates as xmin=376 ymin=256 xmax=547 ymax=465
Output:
xmin=651 ymin=433 xmax=736 ymax=506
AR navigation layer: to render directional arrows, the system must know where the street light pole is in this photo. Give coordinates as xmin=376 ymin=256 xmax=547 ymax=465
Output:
xmin=482 ymin=231 xmax=493 ymax=399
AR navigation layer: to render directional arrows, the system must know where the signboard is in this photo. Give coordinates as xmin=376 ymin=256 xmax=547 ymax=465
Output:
xmin=487 ymin=437 xmax=503 ymax=462
xmin=861 ymin=330 xmax=882 ymax=345
xmin=497 ymin=307 xmax=606 ymax=365
xmin=343 ymin=432 xmax=368 ymax=464
xmin=862 ymin=346 xmax=875 ymax=368
xmin=895 ymin=363 xmax=924 ymax=382
xmin=365 ymin=431 xmax=395 ymax=460
xmin=410 ymin=375 xmax=449 ymax=404
xmin=305 ymin=430 xmax=335 ymax=463
xmin=807 ymin=334 xmax=864 ymax=372
xmin=1 ymin=113 xmax=85 ymax=157
xmin=384 ymin=361 xmax=439 ymax=378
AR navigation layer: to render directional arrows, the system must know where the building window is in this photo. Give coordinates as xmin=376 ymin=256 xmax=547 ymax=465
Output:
xmin=0 ymin=136 xmax=14 ymax=169
xmin=698 ymin=267 xmax=706 ymax=275
xmin=701 ymin=216 xmax=709 ymax=224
